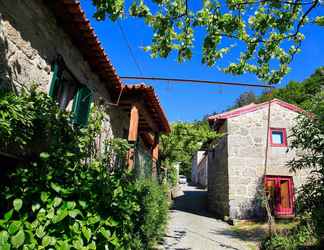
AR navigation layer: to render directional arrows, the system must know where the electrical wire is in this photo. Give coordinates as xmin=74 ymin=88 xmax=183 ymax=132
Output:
xmin=117 ymin=21 xmax=144 ymax=77
xmin=120 ymin=76 xmax=274 ymax=89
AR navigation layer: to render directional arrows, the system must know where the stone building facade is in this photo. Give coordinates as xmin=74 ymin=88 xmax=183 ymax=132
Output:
xmin=0 ymin=0 xmax=170 ymax=169
xmin=192 ymin=151 xmax=206 ymax=184
xmin=195 ymin=152 xmax=208 ymax=188
xmin=208 ymin=99 xmax=309 ymax=219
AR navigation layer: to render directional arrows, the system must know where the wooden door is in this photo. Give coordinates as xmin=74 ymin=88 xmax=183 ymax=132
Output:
xmin=264 ymin=176 xmax=294 ymax=217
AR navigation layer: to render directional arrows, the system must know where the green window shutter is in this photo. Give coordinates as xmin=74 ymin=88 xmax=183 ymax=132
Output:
xmin=48 ymin=64 xmax=60 ymax=98
xmin=72 ymin=86 xmax=92 ymax=126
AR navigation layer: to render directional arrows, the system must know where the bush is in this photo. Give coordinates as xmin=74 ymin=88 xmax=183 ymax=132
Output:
xmin=0 ymin=87 xmax=169 ymax=249
xmin=261 ymin=219 xmax=317 ymax=250
xmin=136 ymin=180 xmax=169 ymax=249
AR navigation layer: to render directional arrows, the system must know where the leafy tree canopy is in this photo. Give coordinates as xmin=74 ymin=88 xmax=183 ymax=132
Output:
xmin=159 ymin=120 xmax=220 ymax=178
xmin=258 ymin=66 xmax=324 ymax=108
xmin=92 ymin=0 xmax=324 ymax=83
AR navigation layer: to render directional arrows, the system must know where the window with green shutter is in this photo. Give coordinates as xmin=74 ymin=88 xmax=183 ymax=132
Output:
xmin=72 ymin=86 xmax=92 ymax=127
xmin=48 ymin=63 xmax=61 ymax=99
xmin=48 ymin=58 xmax=92 ymax=127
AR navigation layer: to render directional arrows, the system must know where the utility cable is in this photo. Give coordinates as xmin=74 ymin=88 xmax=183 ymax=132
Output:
xmin=120 ymin=76 xmax=274 ymax=89
xmin=117 ymin=21 xmax=144 ymax=77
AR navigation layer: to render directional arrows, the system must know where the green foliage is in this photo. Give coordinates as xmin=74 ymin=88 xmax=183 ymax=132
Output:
xmin=167 ymin=165 xmax=178 ymax=187
xmin=92 ymin=0 xmax=323 ymax=83
xmin=0 ymin=87 xmax=168 ymax=249
xmin=135 ymin=180 xmax=169 ymax=249
xmin=258 ymin=67 xmax=324 ymax=108
xmin=287 ymin=92 xmax=324 ymax=240
xmin=160 ymin=120 xmax=220 ymax=179
xmin=261 ymin=218 xmax=317 ymax=250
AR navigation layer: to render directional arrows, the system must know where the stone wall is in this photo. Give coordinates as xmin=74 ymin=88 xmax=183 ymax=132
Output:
xmin=192 ymin=151 xmax=206 ymax=184
xmin=208 ymin=128 xmax=229 ymax=218
xmin=197 ymin=153 xmax=208 ymax=188
xmin=0 ymin=0 xmax=126 ymax=137
xmin=227 ymin=103 xmax=309 ymax=219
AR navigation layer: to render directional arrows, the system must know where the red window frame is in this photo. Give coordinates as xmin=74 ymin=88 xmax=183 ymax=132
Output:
xmin=269 ymin=128 xmax=287 ymax=147
xmin=264 ymin=175 xmax=294 ymax=217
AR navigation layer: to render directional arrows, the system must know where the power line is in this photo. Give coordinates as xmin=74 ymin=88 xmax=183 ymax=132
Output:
xmin=117 ymin=21 xmax=144 ymax=76
xmin=120 ymin=76 xmax=274 ymax=89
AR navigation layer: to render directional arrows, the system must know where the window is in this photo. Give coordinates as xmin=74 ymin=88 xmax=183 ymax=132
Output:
xmin=270 ymin=128 xmax=287 ymax=147
xmin=264 ymin=176 xmax=294 ymax=217
xmin=49 ymin=60 xmax=92 ymax=127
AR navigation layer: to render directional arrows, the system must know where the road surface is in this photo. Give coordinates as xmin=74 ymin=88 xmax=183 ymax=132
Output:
xmin=162 ymin=185 xmax=249 ymax=250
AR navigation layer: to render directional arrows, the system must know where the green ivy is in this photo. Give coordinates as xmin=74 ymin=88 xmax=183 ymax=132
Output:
xmin=0 ymin=87 xmax=169 ymax=249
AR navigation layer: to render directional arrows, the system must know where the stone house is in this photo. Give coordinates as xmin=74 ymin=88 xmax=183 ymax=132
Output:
xmin=0 ymin=0 xmax=170 ymax=171
xmin=191 ymin=151 xmax=208 ymax=188
xmin=207 ymin=99 xmax=308 ymax=220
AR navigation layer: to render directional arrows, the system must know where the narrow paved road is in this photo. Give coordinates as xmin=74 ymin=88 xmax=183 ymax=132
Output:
xmin=162 ymin=185 xmax=248 ymax=250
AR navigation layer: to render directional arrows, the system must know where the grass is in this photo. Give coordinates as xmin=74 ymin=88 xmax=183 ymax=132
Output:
xmin=230 ymin=219 xmax=299 ymax=250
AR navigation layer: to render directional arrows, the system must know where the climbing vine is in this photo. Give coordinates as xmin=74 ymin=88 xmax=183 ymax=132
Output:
xmin=0 ymin=86 xmax=169 ymax=249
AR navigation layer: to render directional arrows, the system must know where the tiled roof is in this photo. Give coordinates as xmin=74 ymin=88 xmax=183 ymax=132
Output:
xmin=48 ymin=1 xmax=169 ymax=133
xmin=122 ymin=84 xmax=171 ymax=134
xmin=47 ymin=0 xmax=122 ymax=98
xmin=208 ymin=98 xmax=305 ymax=130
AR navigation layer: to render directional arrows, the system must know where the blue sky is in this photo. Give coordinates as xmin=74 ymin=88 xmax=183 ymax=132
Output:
xmin=80 ymin=1 xmax=324 ymax=122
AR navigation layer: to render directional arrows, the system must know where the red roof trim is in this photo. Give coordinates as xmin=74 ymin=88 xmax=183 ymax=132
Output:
xmin=208 ymin=99 xmax=304 ymax=122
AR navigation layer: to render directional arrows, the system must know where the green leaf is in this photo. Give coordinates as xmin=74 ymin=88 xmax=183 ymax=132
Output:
xmin=82 ymin=226 xmax=91 ymax=242
xmin=315 ymin=16 xmax=324 ymax=26
xmin=36 ymin=225 xmax=46 ymax=238
xmin=88 ymin=215 xmax=100 ymax=225
xmin=66 ymin=201 xmax=76 ymax=210
xmin=0 ymin=230 xmax=9 ymax=244
xmin=4 ymin=210 xmax=13 ymax=221
xmin=78 ymin=200 xmax=87 ymax=208
xmin=40 ymin=152 xmax=50 ymax=159
xmin=99 ymin=227 xmax=110 ymax=240
xmin=40 ymin=192 xmax=49 ymax=202
xmin=68 ymin=209 xmax=81 ymax=218
xmin=42 ymin=235 xmax=51 ymax=247
xmin=11 ymin=229 xmax=25 ymax=248
xmin=8 ymin=221 xmax=22 ymax=235
xmin=50 ymin=182 xmax=62 ymax=193
xmin=52 ymin=209 xmax=68 ymax=224
xmin=109 ymin=232 xmax=119 ymax=246
xmin=53 ymin=197 xmax=62 ymax=207
xmin=13 ymin=199 xmax=23 ymax=212
xmin=32 ymin=203 xmax=40 ymax=212
xmin=105 ymin=217 xmax=119 ymax=227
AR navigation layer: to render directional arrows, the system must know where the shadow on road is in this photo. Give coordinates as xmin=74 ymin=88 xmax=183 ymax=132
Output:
xmin=171 ymin=185 xmax=214 ymax=218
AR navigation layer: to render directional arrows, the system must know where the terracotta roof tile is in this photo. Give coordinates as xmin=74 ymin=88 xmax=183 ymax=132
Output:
xmin=47 ymin=0 xmax=122 ymax=98
xmin=123 ymin=84 xmax=171 ymax=134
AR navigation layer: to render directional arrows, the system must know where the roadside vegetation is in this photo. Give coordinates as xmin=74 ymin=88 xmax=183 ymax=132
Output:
xmin=0 ymin=86 xmax=169 ymax=249
xmin=159 ymin=121 xmax=220 ymax=182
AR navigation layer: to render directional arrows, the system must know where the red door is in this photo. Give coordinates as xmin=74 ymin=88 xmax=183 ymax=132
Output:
xmin=264 ymin=176 xmax=294 ymax=217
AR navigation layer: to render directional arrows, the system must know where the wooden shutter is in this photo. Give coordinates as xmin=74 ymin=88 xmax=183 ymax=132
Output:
xmin=48 ymin=63 xmax=60 ymax=98
xmin=72 ymin=86 xmax=92 ymax=126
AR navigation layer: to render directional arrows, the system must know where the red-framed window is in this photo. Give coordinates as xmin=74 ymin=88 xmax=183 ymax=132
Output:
xmin=264 ymin=175 xmax=294 ymax=217
xmin=269 ymin=128 xmax=287 ymax=147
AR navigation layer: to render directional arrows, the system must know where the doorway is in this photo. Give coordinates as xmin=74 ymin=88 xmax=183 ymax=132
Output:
xmin=264 ymin=175 xmax=294 ymax=217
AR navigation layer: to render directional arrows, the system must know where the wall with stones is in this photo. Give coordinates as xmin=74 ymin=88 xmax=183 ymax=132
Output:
xmin=0 ymin=0 xmax=126 ymax=138
xmin=197 ymin=153 xmax=208 ymax=188
xmin=192 ymin=151 xmax=206 ymax=184
xmin=227 ymin=103 xmax=309 ymax=219
xmin=208 ymin=129 xmax=229 ymax=218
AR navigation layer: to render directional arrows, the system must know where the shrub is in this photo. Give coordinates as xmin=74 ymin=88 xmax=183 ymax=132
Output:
xmin=0 ymin=87 xmax=169 ymax=249
xmin=261 ymin=219 xmax=317 ymax=250
xmin=135 ymin=180 xmax=169 ymax=249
